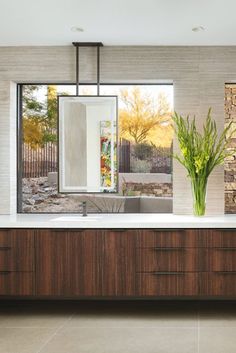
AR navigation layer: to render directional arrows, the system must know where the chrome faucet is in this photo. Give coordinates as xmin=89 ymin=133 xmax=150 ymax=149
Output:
xmin=82 ymin=201 xmax=87 ymax=217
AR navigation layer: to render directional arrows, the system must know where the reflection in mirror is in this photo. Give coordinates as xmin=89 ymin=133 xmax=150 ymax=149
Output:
xmin=58 ymin=95 xmax=118 ymax=193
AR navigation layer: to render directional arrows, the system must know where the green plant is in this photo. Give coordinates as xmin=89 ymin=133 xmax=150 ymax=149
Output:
xmin=173 ymin=108 xmax=235 ymax=216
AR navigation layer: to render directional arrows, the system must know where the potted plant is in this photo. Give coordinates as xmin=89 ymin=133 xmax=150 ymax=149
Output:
xmin=173 ymin=108 xmax=235 ymax=216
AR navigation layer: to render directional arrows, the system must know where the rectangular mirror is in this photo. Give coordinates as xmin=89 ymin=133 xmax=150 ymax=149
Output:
xmin=58 ymin=95 xmax=118 ymax=193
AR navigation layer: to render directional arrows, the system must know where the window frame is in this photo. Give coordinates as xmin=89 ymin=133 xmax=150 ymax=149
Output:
xmin=17 ymin=82 xmax=173 ymax=214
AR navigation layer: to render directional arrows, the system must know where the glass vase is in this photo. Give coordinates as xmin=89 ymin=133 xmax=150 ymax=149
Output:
xmin=191 ymin=177 xmax=208 ymax=216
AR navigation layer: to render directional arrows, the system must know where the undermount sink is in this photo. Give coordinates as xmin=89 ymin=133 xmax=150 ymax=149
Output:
xmin=52 ymin=216 xmax=101 ymax=222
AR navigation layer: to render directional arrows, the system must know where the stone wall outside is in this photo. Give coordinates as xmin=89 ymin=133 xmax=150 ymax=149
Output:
xmin=225 ymin=85 xmax=236 ymax=213
xmin=122 ymin=182 xmax=172 ymax=198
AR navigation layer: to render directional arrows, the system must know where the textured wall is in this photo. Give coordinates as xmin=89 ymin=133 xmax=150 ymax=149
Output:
xmin=225 ymin=84 xmax=236 ymax=213
xmin=0 ymin=46 xmax=235 ymax=214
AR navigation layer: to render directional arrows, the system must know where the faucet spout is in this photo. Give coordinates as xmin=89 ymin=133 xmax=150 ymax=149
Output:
xmin=82 ymin=201 xmax=87 ymax=217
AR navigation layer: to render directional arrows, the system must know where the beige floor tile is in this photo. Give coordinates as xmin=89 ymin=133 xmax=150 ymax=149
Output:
xmin=199 ymin=327 xmax=236 ymax=353
xmin=0 ymin=328 xmax=56 ymax=353
xmin=40 ymin=327 xmax=197 ymax=353
xmin=0 ymin=302 xmax=75 ymax=328
xmin=199 ymin=303 xmax=236 ymax=327
xmin=66 ymin=302 xmax=198 ymax=328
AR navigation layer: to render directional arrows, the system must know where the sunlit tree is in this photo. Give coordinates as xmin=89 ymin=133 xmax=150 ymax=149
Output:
xmin=23 ymin=85 xmax=57 ymax=148
xmin=119 ymin=87 xmax=173 ymax=146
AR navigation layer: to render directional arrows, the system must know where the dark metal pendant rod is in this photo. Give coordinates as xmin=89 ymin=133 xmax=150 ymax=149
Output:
xmin=76 ymin=45 xmax=79 ymax=96
xmin=73 ymin=42 xmax=103 ymax=97
xmin=97 ymin=45 xmax=100 ymax=96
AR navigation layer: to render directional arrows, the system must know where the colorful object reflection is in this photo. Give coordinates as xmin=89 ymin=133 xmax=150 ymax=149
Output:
xmin=100 ymin=121 xmax=117 ymax=189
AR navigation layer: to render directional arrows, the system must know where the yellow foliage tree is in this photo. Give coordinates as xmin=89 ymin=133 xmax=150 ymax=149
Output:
xmin=23 ymin=85 xmax=57 ymax=149
xmin=23 ymin=118 xmax=44 ymax=149
xmin=119 ymin=87 xmax=173 ymax=147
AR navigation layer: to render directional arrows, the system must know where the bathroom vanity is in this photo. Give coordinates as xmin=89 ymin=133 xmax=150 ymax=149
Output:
xmin=0 ymin=214 xmax=236 ymax=299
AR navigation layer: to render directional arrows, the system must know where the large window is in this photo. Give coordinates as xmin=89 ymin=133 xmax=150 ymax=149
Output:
xmin=18 ymin=84 xmax=173 ymax=213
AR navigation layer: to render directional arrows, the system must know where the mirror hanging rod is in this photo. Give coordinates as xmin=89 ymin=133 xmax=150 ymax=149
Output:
xmin=72 ymin=42 xmax=103 ymax=97
xmin=97 ymin=45 xmax=100 ymax=96
xmin=75 ymin=45 xmax=79 ymax=96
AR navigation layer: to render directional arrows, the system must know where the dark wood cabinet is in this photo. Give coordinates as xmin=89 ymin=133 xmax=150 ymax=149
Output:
xmin=35 ymin=229 xmax=103 ymax=296
xmin=1 ymin=227 xmax=236 ymax=299
xmin=200 ymin=272 xmax=236 ymax=297
xmin=35 ymin=229 xmax=136 ymax=297
xmin=0 ymin=272 xmax=34 ymax=295
xmin=202 ymin=248 xmax=236 ymax=272
xmin=201 ymin=229 xmax=236 ymax=248
xmin=137 ymin=272 xmax=198 ymax=296
xmin=102 ymin=230 xmax=136 ymax=296
xmin=35 ymin=229 xmax=71 ymax=296
xmin=198 ymin=229 xmax=236 ymax=297
xmin=0 ymin=229 xmax=35 ymax=296
xmin=136 ymin=229 xmax=199 ymax=248
xmin=136 ymin=229 xmax=200 ymax=296
xmin=136 ymin=247 xmax=199 ymax=273
xmin=0 ymin=229 xmax=34 ymax=271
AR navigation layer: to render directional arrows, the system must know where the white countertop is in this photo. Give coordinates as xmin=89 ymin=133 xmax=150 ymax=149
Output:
xmin=0 ymin=213 xmax=236 ymax=228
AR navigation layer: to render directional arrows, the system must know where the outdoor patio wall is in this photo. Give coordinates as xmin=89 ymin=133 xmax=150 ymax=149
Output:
xmin=0 ymin=46 xmax=235 ymax=214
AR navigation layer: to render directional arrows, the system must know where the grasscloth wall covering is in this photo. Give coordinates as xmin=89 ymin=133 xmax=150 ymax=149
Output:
xmin=0 ymin=46 xmax=235 ymax=215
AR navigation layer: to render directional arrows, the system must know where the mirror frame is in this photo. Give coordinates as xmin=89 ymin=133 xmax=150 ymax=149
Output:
xmin=57 ymin=95 xmax=119 ymax=194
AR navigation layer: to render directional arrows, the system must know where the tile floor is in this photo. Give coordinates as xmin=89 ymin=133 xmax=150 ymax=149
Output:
xmin=0 ymin=301 xmax=235 ymax=353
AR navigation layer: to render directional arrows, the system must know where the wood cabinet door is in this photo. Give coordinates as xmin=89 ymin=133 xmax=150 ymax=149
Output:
xmin=0 ymin=272 xmax=34 ymax=296
xmin=0 ymin=229 xmax=35 ymax=296
xmin=102 ymin=230 xmax=136 ymax=296
xmin=35 ymin=229 xmax=103 ymax=296
xmin=0 ymin=229 xmax=34 ymax=271
xmin=35 ymin=229 xmax=71 ymax=296
xmin=69 ymin=230 xmax=103 ymax=296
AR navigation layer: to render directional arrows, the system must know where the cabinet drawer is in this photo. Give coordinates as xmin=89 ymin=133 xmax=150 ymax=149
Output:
xmin=203 ymin=230 xmax=236 ymax=248
xmin=200 ymin=272 xmax=236 ymax=297
xmin=0 ymin=230 xmax=34 ymax=271
xmin=137 ymin=230 xmax=199 ymax=248
xmin=0 ymin=271 xmax=34 ymax=296
xmin=136 ymin=248 xmax=199 ymax=272
xmin=136 ymin=272 xmax=198 ymax=296
xmin=202 ymin=248 xmax=236 ymax=272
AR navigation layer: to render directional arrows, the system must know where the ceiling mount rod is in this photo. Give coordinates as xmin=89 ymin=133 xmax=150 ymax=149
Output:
xmin=73 ymin=42 xmax=103 ymax=96
xmin=72 ymin=42 xmax=103 ymax=47
xmin=75 ymin=45 xmax=79 ymax=96
xmin=97 ymin=45 xmax=100 ymax=96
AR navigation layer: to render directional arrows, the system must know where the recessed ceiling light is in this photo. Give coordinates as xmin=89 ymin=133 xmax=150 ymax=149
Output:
xmin=71 ymin=26 xmax=84 ymax=32
xmin=192 ymin=26 xmax=205 ymax=32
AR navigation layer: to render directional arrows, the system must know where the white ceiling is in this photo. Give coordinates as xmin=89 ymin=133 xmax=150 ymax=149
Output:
xmin=1 ymin=0 xmax=236 ymax=46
